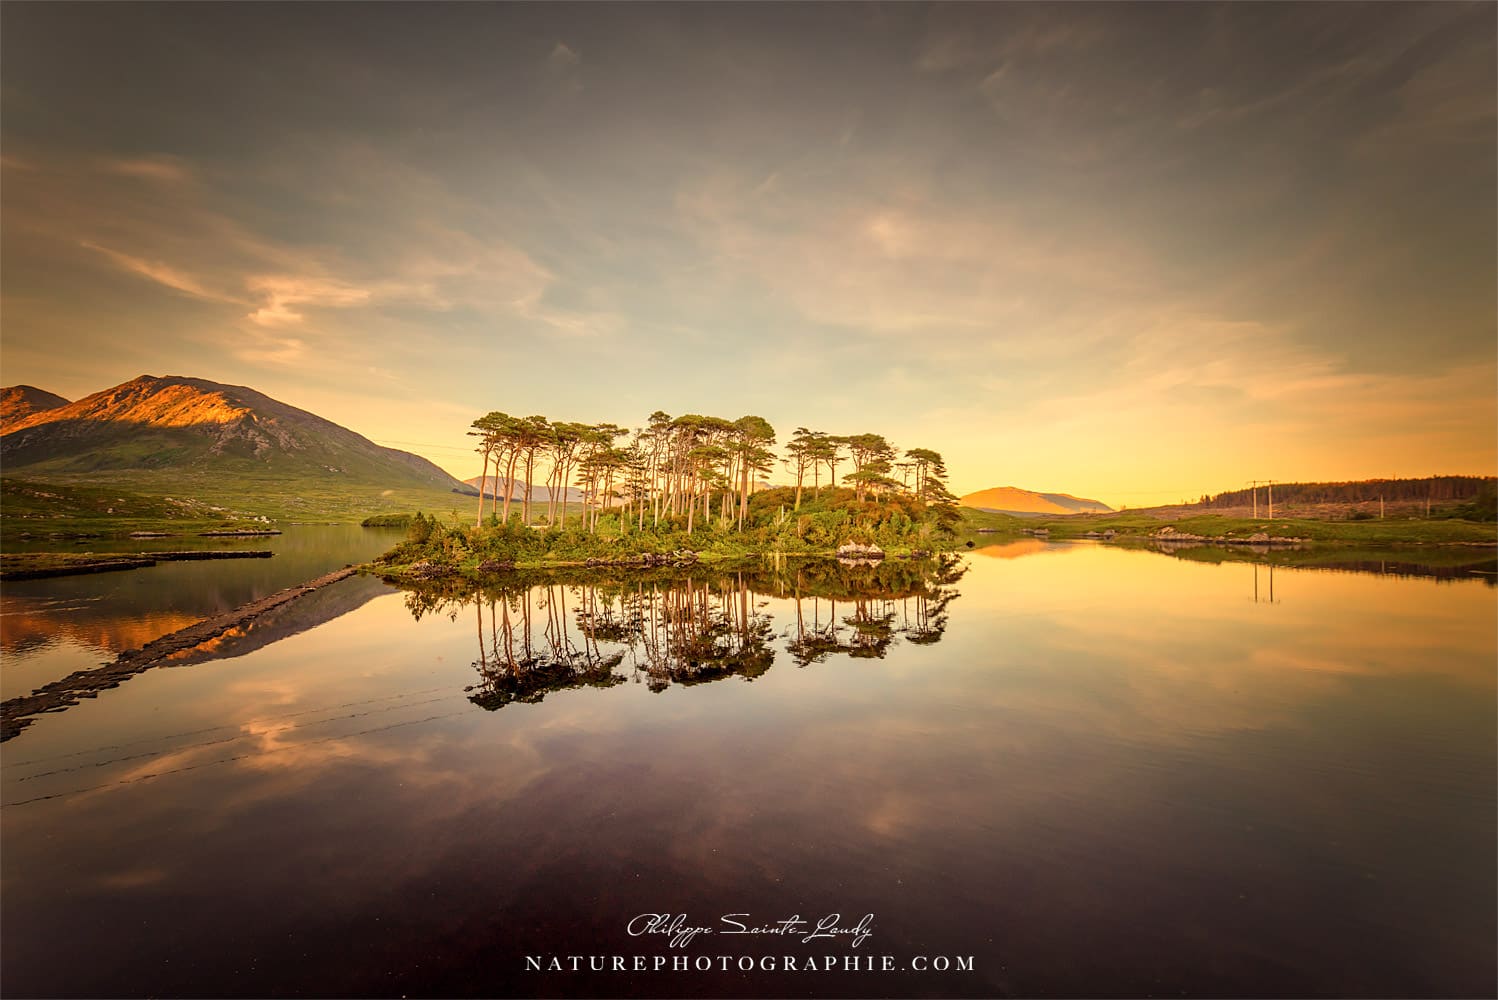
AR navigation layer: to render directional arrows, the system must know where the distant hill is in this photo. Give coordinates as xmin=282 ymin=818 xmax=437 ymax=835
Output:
xmin=1 ymin=386 xmax=70 ymax=427
xmin=960 ymin=486 xmax=1113 ymax=517
xmin=466 ymin=475 xmax=582 ymax=504
xmin=1 ymin=375 xmax=466 ymax=492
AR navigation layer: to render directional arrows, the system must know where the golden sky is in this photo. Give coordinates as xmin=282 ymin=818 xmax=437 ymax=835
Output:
xmin=2 ymin=3 xmax=1494 ymax=505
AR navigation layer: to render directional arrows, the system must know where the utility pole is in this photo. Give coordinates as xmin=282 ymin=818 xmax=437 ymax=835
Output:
xmin=1247 ymin=480 xmax=1261 ymax=518
xmin=1267 ymin=480 xmax=1274 ymax=520
xmin=1380 ymin=495 xmax=1385 ymax=519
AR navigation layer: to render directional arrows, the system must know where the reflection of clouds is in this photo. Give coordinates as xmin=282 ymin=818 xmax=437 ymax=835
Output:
xmin=4 ymin=549 xmax=1492 ymax=1000
xmin=971 ymin=539 xmax=1057 ymax=560
xmin=97 ymin=867 xmax=169 ymax=890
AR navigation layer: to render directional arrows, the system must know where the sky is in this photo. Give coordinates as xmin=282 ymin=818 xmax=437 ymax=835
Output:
xmin=2 ymin=2 xmax=1494 ymax=506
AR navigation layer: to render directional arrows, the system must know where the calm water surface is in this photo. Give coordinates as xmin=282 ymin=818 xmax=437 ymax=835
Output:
xmin=1 ymin=541 xmax=1493 ymax=997
xmin=0 ymin=525 xmax=404 ymax=700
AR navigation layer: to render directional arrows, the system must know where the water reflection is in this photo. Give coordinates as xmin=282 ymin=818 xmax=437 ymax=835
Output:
xmin=2 ymin=544 xmax=1493 ymax=998
xmin=0 ymin=525 xmax=404 ymax=700
xmin=1253 ymin=562 xmax=1277 ymax=604
xmin=395 ymin=557 xmax=966 ymax=709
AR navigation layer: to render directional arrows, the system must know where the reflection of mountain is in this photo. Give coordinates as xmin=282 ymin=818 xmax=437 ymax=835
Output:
xmin=1 ymin=605 xmax=202 ymax=657
xmin=155 ymin=574 xmax=392 ymax=668
xmin=1 ymin=526 xmax=403 ymax=663
xmin=396 ymin=558 xmax=968 ymax=710
xmin=1 ymin=575 xmax=393 ymax=739
xmin=971 ymin=539 xmax=1052 ymax=560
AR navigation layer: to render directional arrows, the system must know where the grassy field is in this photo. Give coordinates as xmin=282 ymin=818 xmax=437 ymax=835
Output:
xmin=957 ymin=506 xmax=1496 ymax=546
xmin=0 ymin=473 xmax=477 ymax=541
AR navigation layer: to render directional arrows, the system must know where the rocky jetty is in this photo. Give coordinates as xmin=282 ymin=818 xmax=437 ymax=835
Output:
xmin=1 ymin=566 xmax=357 ymax=740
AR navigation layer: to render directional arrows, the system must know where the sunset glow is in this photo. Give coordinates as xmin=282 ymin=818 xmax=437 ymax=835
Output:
xmin=3 ymin=3 xmax=1493 ymax=504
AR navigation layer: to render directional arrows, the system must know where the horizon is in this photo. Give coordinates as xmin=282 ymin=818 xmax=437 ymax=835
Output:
xmin=7 ymin=369 xmax=1494 ymax=511
xmin=3 ymin=4 xmax=1495 ymax=506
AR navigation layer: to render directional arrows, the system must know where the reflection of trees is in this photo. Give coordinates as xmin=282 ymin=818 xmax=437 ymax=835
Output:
xmin=783 ymin=555 xmax=966 ymax=664
xmin=399 ymin=556 xmax=967 ymax=710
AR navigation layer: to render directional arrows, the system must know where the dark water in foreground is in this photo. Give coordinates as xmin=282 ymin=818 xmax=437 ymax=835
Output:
xmin=1 ymin=540 xmax=1494 ymax=997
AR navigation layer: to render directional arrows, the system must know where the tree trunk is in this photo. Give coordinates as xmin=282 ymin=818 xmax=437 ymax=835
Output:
xmin=524 ymin=450 xmax=535 ymax=525
xmin=502 ymin=450 xmax=518 ymax=524
xmin=476 ymin=447 xmax=490 ymax=528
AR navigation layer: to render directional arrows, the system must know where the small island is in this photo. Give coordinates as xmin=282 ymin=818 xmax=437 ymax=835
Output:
xmin=372 ymin=410 xmax=963 ymax=580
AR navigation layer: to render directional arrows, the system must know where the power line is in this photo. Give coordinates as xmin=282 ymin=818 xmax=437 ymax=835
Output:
xmin=373 ymin=438 xmax=477 ymax=454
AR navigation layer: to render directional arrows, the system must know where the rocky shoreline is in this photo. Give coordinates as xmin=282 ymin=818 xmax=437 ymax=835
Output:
xmin=1149 ymin=526 xmax=1307 ymax=546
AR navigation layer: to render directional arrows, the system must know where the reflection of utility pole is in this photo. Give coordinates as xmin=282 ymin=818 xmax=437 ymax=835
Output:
xmin=1252 ymin=562 xmax=1279 ymax=604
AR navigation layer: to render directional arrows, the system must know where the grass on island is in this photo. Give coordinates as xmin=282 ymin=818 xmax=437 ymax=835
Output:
xmin=370 ymin=486 xmax=958 ymax=579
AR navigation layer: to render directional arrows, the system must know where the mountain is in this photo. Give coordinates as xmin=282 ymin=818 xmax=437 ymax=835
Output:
xmin=960 ymin=486 xmax=1113 ymax=517
xmin=1 ymin=386 xmax=70 ymax=427
xmin=466 ymin=475 xmax=582 ymax=504
xmin=1 ymin=375 xmax=465 ymax=491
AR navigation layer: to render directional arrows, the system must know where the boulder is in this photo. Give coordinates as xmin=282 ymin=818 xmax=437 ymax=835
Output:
xmin=835 ymin=542 xmax=885 ymax=560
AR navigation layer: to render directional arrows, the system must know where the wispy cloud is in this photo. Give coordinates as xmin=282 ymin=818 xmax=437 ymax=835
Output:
xmin=101 ymin=155 xmax=193 ymax=184
xmin=80 ymin=240 xmax=227 ymax=302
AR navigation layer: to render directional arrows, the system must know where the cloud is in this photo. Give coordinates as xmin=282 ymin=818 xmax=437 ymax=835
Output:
xmin=245 ymin=275 xmax=372 ymax=327
xmin=548 ymin=41 xmax=580 ymax=69
xmin=101 ymin=155 xmax=193 ymax=183
xmin=80 ymin=240 xmax=226 ymax=301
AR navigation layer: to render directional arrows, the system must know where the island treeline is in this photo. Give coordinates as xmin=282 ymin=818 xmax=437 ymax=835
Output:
xmin=381 ymin=411 xmax=962 ymax=572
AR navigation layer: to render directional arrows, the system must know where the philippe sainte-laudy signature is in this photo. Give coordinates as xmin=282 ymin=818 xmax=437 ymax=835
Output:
xmin=627 ymin=913 xmax=876 ymax=949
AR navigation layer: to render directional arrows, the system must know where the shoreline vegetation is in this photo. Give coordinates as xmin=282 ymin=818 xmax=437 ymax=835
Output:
xmin=368 ymin=506 xmax=1496 ymax=582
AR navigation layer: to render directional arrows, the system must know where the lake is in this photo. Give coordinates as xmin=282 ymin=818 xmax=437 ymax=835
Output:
xmin=1 ymin=524 xmax=405 ymax=701
xmin=1 ymin=535 xmax=1493 ymax=997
